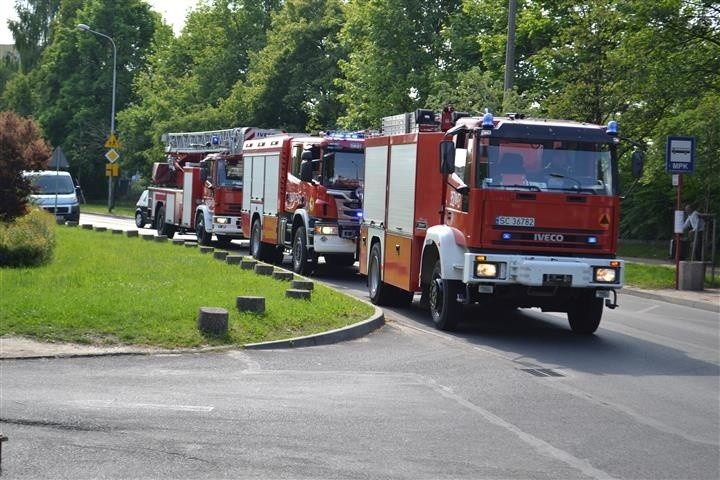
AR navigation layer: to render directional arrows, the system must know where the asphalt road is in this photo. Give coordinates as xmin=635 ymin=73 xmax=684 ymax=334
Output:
xmin=1 ymin=214 xmax=716 ymax=479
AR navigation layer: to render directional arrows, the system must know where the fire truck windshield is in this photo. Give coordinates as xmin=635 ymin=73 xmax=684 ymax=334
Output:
xmin=323 ymin=151 xmax=364 ymax=189
xmin=478 ymin=140 xmax=615 ymax=195
xmin=216 ymin=160 xmax=243 ymax=188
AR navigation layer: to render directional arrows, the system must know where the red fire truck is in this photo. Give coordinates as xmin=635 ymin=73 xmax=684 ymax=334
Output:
xmin=359 ymin=108 xmax=644 ymax=334
xmin=148 ymin=127 xmax=278 ymax=245
xmin=240 ymin=133 xmax=365 ymax=274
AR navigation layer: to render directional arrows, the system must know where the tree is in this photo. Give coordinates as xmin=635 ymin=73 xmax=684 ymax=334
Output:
xmin=8 ymin=0 xmax=61 ymax=72
xmin=227 ymin=0 xmax=346 ymax=132
xmin=336 ymin=0 xmax=462 ymax=129
xmin=30 ymin=0 xmax=160 ymax=199
xmin=0 ymin=111 xmax=51 ymax=222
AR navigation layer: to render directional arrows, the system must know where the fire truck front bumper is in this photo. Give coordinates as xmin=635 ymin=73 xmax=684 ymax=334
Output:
xmin=461 ymin=254 xmax=624 ymax=289
xmin=310 ymin=223 xmax=358 ymax=254
xmin=212 ymin=216 xmax=243 ymax=236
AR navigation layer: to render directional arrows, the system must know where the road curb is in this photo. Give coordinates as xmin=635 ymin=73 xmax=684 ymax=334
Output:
xmin=243 ymin=305 xmax=385 ymax=350
xmin=622 ymin=288 xmax=719 ymax=313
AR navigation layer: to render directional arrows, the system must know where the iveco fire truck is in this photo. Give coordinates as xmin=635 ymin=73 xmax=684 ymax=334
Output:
xmin=359 ymin=108 xmax=643 ymax=334
xmin=148 ymin=127 xmax=278 ymax=245
xmin=240 ymin=133 xmax=365 ymax=274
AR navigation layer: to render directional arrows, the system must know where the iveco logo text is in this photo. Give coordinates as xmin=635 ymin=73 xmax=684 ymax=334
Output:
xmin=534 ymin=233 xmax=564 ymax=242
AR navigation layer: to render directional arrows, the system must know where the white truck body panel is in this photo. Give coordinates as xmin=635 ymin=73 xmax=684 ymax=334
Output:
xmin=387 ymin=143 xmax=417 ymax=235
xmin=363 ymin=145 xmax=389 ymax=225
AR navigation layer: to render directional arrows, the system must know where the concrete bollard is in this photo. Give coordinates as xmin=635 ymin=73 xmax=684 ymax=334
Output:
xmin=292 ymin=280 xmax=314 ymax=291
xmin=273 ymin=271 xmax=294 ymax=281
xmin=185 ymin=242 xmax=198 ymax=248
xmin=679 ymin=261 xmax=705 ymax=291
xmin=172 ymin=238 xmax=185 ymax=245
xmin=126 ymin=230 xmax=139 ymax=238
xmin=154 ymin=235 xmax=168 ymax=243
xmin=111 ymin=229 xmax=123 ymax=235
xmin=81 ymin=224 xmax=93 ymax=230
xmin=286 ymin=289 xmax=311 ymax=300
xmin=197 ymin=307 xmax=228 ymax=335
xmin=214 ymin=251 xmax=229 ymax=261
xmin=66 ymin=221 xmax=78 ymax=227
xmin=254 ymin=264 xmax=274 ymax=276
xmin=142 ymin=234 xmax=154 ymax=241
xmin=241 ymin=259 xmax=258 ymax=270
xmin=236 ymin=296 xmax=265 ymax=313
xmin=199 ymin=246 xmax=214 ymax=254
xmin=94 ymin=226 xmax=107 ymax=232
xmin=226 ymin=255 xmax=243 ymax=265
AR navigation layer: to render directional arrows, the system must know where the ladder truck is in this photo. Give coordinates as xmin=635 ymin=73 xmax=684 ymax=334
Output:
xmin=240 ymin=132 xmax=365 ymax=274
xmin=148 ymin=127 xmax=279 ymax=245
xmin=359 ymin=107 xmax=644 ymax=334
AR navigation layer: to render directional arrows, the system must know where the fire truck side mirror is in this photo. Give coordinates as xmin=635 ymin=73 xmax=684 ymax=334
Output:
xmin=300 ymin=161 xmax=313 ymax=182
xmin=440 ymin=141 xmax=455 ymax=174
xmin=631 ymin=150 xmax=644 ymax=178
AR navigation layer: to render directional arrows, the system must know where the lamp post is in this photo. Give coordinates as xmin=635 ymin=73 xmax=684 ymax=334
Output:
xmin=77 ymin=23 xmax=117 ymax=212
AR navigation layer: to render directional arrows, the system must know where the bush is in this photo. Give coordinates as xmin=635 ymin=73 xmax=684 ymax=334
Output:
xmin=0 ymin=209 xmax=57 ymax=267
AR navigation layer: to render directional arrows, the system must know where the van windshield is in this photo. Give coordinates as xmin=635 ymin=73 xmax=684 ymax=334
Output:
xmin=29 ymin=174 xmax=75 ymax=195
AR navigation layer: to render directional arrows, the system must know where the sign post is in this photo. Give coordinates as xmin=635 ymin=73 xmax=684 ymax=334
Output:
xmin=104 ymin=135 xmax=121 ymax=212
xmin=666 ymin=136 xmax=696 ymax=289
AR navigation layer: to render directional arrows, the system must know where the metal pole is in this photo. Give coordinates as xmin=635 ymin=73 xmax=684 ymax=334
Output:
xmin=674 ymin=174 xmax=683 ymax=289
xmin=77 ymin=24 xmax=117 ymax=212
xmin=504 ymin=0 xmax=518 ymax=96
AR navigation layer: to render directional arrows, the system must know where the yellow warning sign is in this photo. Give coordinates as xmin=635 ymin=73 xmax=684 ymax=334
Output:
xmin=105 ymin=163 xmax=119 ymax=177
xmin=599 ymin=213 xmax=610 ymax=226
xmin=105 ymin=133 xmax=120 ymax=149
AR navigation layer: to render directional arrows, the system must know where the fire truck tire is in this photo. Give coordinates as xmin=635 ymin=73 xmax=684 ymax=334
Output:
xmin=292 ymin=226 xmax=313 ymax=275
xmin=135 ymin=210 xmax=147 ymax=228
xmin=428 ymin=261 xmax=461 ymax=331
xmin=567 ymin=292 xmax=603 ymax=334
xmin=156 ymin=206 xmax=176 ymax=239
xmin=368 ymin=243 xmax=394 ymax=305
xmin=251 ymin=219 xmax=276 ymax=263
xmin=195 ymin=213 xmax=212 ymax=245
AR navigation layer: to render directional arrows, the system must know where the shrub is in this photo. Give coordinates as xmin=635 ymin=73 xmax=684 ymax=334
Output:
xmin=0 ymin=209 xmax=57 ymax=267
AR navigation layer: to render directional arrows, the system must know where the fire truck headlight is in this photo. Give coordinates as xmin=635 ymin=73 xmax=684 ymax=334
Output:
xmin=475 ymin=262 xmax=498 ymax=278
xmin=594 ymin=267 xmax=618 ymax=283
xmin=315 ymin=225 xmax=338 ymax=236
xmin=215 ymin=217 xmax=230 ymax=225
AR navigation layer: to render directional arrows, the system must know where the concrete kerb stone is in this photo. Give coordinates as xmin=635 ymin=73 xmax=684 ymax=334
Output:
xmin=214 ymin=251 xmax=229 ymax=261
xmin=111 ymin=229 xmax=123 ymax=235
xmin=81 ymin=223 xmax=93 ymax=230
xmin=254 ymin=263 xmax=274 ymax=276
xmin=94 ymin=226 xmax=107 ymax=232
xmin=226 ymin=255 xmax=243 ymax=265
xmin=199 ymin=246 xmax=214 ymax=254
xmin=622 ymin=287 xmax=720 ymax=314
xmin=154 ymin=235 xmax=168 ymax=243
xmin=185 ymin=242 xmax=198 ymax=248
xmin=172 ymin=238 xmax=185 ymax=245
xmin=126 ymin=230 xmax=139 ymax=238
xmin=142 ymin=234 xmax=154 ymax=241
xmin=241 ymin=258 xmax=258 ymax=270
xmin=244 ymin=304 xmax=385 ymax=349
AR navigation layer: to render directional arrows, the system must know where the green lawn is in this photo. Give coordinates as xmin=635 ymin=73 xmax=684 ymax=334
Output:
xmin=0 ymin=225 xmax=373 ymax=348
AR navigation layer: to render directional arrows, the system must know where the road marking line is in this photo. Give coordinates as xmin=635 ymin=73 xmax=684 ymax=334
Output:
xmin=77 ymin=400 xmax=214 ymax=412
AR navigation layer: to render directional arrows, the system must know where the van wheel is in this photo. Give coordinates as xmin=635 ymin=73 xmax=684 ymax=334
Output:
xmin=135 ymin=210 xmax=147 ymax=228
xmin=428 ymin=260 xmax=461 ymax=331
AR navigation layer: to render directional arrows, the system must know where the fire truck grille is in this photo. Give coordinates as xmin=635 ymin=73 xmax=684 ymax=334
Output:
xmin=224 ymin=203 xmax=242 ymax=213
xmin=491 ymin=226 xmax=605 ymax=250
xmin=329 ymin=191 xmax=361 ymax=221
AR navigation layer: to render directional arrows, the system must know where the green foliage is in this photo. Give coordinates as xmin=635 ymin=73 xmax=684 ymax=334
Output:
xmin=0 ymin=111 xmax=52 ymax=222
xmin=7 ymin=0 xmax=61 ymax=72
xmin=0 ymin=226 xmax=373 ymax=347
xmin=0 ymin=209 xmax=57 ymax=267
xmin=226 ymin=0 xmax=346 ymax=131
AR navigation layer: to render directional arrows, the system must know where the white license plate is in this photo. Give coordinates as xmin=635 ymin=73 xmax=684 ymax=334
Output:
xmin=495 ymin=216 xmax=535 ymax=227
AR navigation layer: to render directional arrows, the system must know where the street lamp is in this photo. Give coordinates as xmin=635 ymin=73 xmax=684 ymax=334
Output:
xmin=77 ymin=23 xmax=117 ymax=211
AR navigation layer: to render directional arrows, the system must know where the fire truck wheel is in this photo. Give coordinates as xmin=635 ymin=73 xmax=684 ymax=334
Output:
xmin=135 ymin=210 xmax=147 ymax=228
xmin=292 ymin=226 xmax=313 ymax=275
xmin=567 ymin=292 xmax=603 ymax=334
xmin=368 ymin=243 xmax=394 ymax=305
xmin=428 ymin=261 xmax=461 ymax=331
xmin=156 ymin=206 xmax=176 ymax=239
xmin=195 ymin=212 xmax=212 ymax=245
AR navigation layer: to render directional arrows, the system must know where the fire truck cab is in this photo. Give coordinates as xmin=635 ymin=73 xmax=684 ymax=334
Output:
xmin=360 ymin=108 xmax=644 ymax=334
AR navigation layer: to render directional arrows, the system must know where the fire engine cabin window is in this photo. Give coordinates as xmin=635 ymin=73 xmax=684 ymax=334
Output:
xmin=217 ymin=159 xmax=243 ymax=187
xmin=480 ymin=140 xmax=615 ymax=195
xmin=291 ymin=145 xmax=303 ymax=177
xmin=323 ymin=149 xmax=365 ymax=189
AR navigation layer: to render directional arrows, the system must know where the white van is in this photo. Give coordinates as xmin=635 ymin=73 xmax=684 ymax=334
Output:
xmin=23 ymin=170 xmax=80 ymax=222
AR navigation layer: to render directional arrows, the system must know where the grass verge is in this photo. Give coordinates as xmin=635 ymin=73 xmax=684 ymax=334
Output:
xmin=82 ymin=200 xmax=136 ymax=218
xmin=0 ymin=225 xmax=374 ymax=348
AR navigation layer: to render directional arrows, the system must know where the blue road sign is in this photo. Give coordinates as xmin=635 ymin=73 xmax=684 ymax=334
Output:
xmin=666 ymin=136 xmax=695 ymax=174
